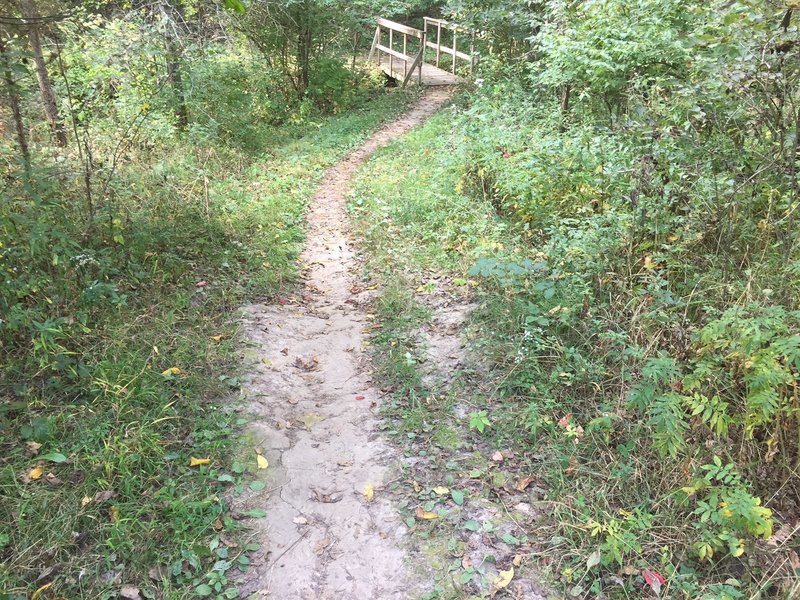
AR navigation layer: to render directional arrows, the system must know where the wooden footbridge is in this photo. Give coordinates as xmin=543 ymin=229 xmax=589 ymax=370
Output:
xmin=367 ymin=16 xmax=477 ymax=87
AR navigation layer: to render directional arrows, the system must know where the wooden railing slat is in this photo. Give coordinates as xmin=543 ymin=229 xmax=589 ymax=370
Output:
xmin=376 ymin=18 xmax=424 ymax=39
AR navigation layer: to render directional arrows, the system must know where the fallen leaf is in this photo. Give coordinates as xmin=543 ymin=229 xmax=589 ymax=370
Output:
xmin=512 ymin=555 xmax=523 ymax=567
xmin=120 ymin=585 xmax=142 ymax=600
xmin=557 ymin=413 xmax=572 ymax=428
xmin=313 ymin=537 xmax=334 ymax=555
xmin=355 ymin=395 xmax=366 ymax=401
xmin=412 ymin=480 xmax=421 ymax=492
xmin=31 ymin=582 xmax=52 ymax=600
xmin=491 ymin=567 xmax=514 ymax=594
xmin=28 ymin=466 xmax=44 ymax=481
xmin=210 ymin=335 xmax=224 ymax=342
xmin=44 ymin=472 xmax=63 ymax=485
xmin=161 ymin=367 xmax=182 ymax=377
xmin=196 ymin=280 xmax=208 ymax=287
xmin=81 ymin=496 xmax=92 ymax=507
xmin=415 ymin=507 xmax=439 ymax=520
xmin=94 ymin=490 xmax=116 ymax=502
xmin=362 ymin=483 xmax=375 ymax=502
xmin=256 ymin=452 xmax=269 ymax=469
xmin=451 ymin=489 xmax=465 ymax=506
xmin=643 ymin=569 xmax=666 ymax=595
xmin=293 ymin=516 xmax=308 ymax=525
xmin=586 ymin=550 xmax=601 ymax=569
xmin=432 ymin=486 xmax=449 ymax=495
xmin=492 ymin=450 xmax=504 ymax=462
xmin=516 ymin=476 xmax=538 ymax=492
xmin=25 ymin=441 xmax=42 ymax=456
xmin=189 ymin=457 xmax=211 ymax=467
xmin=109 ymin=505 xmax=120 ymax=523
xmin=297 ymin=412 xmax=322 ymax=429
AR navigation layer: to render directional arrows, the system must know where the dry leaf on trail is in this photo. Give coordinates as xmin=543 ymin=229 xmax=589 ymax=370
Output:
xmin=293 ymin=516 xmax=309 ymax=525
xmin=512 ymin=555 xmax=523 ymax=567
xmin=491 ymin=567 xmax=514 ymax=596
xmin=44 ymin=472 xmax=62 ymax=486
xmin=515 ymin=476 xmax=538 ymax=492
xmin=293 ymin=356 xmax=319 ymax=371
xmin=415 ymin=507 xmax=439 ymax=520
xmin=492 ymin=451 xmax=504 ymax=462
xmin=256 ymin=453 xmax=269 ymax=469
xmin=432 ymin=486 xmax=450 ymax=495
xmin=109 ymin=505 xmax=120 ymax=522
xmin=161 ymin=367 xmax=182 ymax=377
xmin=210 ymin=335 xmax=224 ymax=342
xmin=413 ymin=480 xmax=422 ymax=493
xmin=189 ymin=457 xmax=211 ymax=467
xmin=363 ymin=483 xmax=375 ymax=502
xmin=28 ymin=466 xmax=44 ymax=481
xmin=310 ymin=488 xmax=343 ymax=503
xmin=196 ymin=280 xmax=208 ymax=287
xmin=313 ymin=537 xmax=334 ymax=555
xmin=297 ymin=412 xmax=322 ymax=430
xmin=81 ymin=496 xmax=92 ymax=507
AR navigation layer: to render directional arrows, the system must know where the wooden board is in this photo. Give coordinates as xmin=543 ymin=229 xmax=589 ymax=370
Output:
xmin=377 ymin=54 xmax=461 ymax=86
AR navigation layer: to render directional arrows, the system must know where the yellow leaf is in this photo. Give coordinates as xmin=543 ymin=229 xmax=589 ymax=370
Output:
xmin=415 ymin=507 xmax=439 ymax=520
xmin=161 ymin=367 xmax=182 ymax=376
xmin=492 ymin=567 xmax=514 ymax=592
xmin=190 ymin=457 xmax=211 ymax=467
xmin=31 ymin=582 xmax=52 ymax=600
xmin=412 ymin=480 xmax=421 ymax=493
xmin=643 ymin=256 xmax=655 ymax=270
xmin=432 ymin=486 xmax=449 ymax=495
xmin=29 ymin=466 xmax=44 ymax=481
xmin=363 ymin=483 xmax=375 ymax=502
xmin=109 ymin=505 xmax=120 ymax=523
xmin=256 ymin=454 xmax=268 ymax=469
xmin=81 ymin=496 xmax=92 ymax=507
xmin=210 ymin=335 xmax=223 ymax=342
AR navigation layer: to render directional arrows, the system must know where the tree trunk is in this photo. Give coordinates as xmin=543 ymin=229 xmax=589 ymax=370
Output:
xmin=22 ymin=1 xmax=68 ymax=147
xmin=158 ymin=0 xmax=189 ymax=130
xmin=0 ymin=36 xmax=31 ymax=176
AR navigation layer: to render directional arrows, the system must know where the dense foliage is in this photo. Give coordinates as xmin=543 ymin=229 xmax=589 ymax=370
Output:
xmin=0 ymin=0 xmax=414 ymax=596
xmin=351 ymin=0 xmax=800 ymax=598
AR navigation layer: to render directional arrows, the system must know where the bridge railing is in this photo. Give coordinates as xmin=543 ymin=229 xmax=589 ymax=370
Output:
xmin=368 ymin=18 xmax=426 ymax=87
xmin=423 ymin=17 xmax=477 ymax=75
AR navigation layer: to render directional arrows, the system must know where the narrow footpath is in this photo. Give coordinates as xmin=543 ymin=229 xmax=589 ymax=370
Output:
xmin=236 ymin=89 xmax=453 ymax=599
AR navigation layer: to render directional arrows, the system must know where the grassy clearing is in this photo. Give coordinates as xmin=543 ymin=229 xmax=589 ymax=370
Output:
xmin=0 ymin=89 xmax=412 ymax=598
xmin=350 ymin=93 xmax=800 ymax=600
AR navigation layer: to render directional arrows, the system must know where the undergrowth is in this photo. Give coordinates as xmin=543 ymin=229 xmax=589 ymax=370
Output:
xmin=350 ymin=72 xmax=800 ymax=599
xmin=0 ymin=69 xmax=411 ymax=597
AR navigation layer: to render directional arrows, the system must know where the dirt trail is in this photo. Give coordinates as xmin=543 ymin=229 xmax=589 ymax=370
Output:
xmin=236 ymin=88 xmax=453 ymax=599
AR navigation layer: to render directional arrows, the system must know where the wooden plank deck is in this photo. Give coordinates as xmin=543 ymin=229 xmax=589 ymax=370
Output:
xmin=377 ymin=54 xmax=460 ymax=86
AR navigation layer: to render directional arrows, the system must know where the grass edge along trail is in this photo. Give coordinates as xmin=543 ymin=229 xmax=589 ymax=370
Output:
xmin=0 ymin=89 xmax=414 ymax=599
xmin=348 ymin=95 xmax=800 ymax=600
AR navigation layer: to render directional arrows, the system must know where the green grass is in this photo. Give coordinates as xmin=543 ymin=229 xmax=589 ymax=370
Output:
xmin=0 ymin=89 xmax=413 ymax=598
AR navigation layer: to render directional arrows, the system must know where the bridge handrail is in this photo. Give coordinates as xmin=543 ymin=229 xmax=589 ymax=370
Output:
xmin=368 ymin=18 xmax=427 ymax=87
xmin=423 ymin=16 xmax=477 ymax=74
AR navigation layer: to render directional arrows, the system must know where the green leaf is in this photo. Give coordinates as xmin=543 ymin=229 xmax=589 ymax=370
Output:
xmin=242 ymin=509 xmax=266 ymax=518
xmin=451 ymin=490 xmax=465 ymax=506
xmin=39 ymin=452 xmax=67 ymax=463
xmin=464 ymin=520 xmax=479 ymax=531
xmin=222 ymin=0 xmax=246 ymax=14
xmin=249 ymin=480 xmax=266 ymax=491
xmin=195 ymin=584 xmax=213 ymax=597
